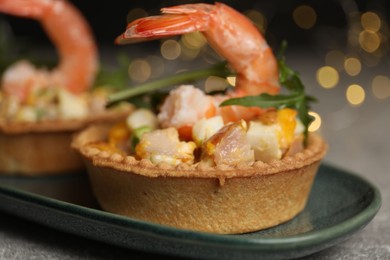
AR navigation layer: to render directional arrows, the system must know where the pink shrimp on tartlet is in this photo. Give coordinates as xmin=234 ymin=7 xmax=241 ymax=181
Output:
xmin=115 ymin=3 xmax=280 ymax=135
xmin=0 ymin=0 xmax=98 ymax=102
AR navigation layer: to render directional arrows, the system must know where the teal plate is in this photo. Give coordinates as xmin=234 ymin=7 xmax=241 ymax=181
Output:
xmin=0 ymin=164 xmax=381 ymax=260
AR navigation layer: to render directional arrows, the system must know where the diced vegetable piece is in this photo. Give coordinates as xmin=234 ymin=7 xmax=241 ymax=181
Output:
xmin=126 ymin=108 xmax=158 ymax=130
xmin=246 ymin=121 xmax=282 ymax=162
xmin=130 ymin=126 xmax=152 ymax=149
xmin=15 ymin=106 xmax=37 ymax=122
xmin=136 ymin=127 xmax=196 ymax=165
xmin=192 ymin=116 xmax=224 ymax=146
xmin=276 ymin=108 xmax=297 ymax=150
xmin=58 ymin=88 xmax=88 ymax=119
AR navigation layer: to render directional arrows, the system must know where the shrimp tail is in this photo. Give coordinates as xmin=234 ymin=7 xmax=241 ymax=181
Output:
xmin=115 ymin=15 xmax=198 ymax=44
xmin=115 ymin=4 xmax=215 ymax=45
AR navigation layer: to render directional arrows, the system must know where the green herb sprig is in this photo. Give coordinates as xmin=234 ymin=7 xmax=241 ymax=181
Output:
xmin=106 ymin=61 xmax=231 ymax=107
xmin=220 ymin=41 xmax=316 ymax=143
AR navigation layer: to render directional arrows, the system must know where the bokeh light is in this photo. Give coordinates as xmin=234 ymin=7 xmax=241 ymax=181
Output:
xmin=128 ymin=59 xmax=151 ymax=83
xmin=160 ymin=39 xmax=181 ymax=60
xmin=361 ymin=12 xmax=381 ymax=32
xmin=179 ymin=45 xmax=200 ymax=61
xmin=308 ymin=111 xmax=321 ymax=132
xmin=359 ymin=30 xmax=381 ymax=53
xmin=346 ymin=84 xmax=365 ymax=105
xmin=316 ymin=66 xmax=339 ymax=89
xmin=226 ymin=76 xmax=236 ymax=87
xmin=372 ymin=75 xmax=390 ymax=100
xmin=181 ymin=32 xmax=207 ymax=49
xmin=126 ymin=8 xmax=148 ymax=23
xmin=245 ymin=9 xmax=267 ymax=32
xmin=180 ymin=32 xmax=206 ymax=61
xmin=344 ymin=57 xmax=361 ymax=76
xmin=293 ymin=5 xmax=317 ymax=30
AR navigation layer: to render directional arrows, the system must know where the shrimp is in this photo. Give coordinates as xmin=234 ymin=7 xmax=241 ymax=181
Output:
xmin=0 ymin=0 xmax=98 ymax=101
xmin=116 ymin=2 xmax=280 ymax=138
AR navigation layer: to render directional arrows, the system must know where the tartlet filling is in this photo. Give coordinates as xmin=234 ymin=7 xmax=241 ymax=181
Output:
xmin=0 ymin=60 xmax=128 ymax=127
xmin=90 ymin=84 xmax=306 ymax=167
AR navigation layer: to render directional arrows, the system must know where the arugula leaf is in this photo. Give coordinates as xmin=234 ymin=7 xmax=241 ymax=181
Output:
xmin=220 ymin=41 xmax=316 ymax=144
xmin=220 ymin=93 xmax=303 ymax=108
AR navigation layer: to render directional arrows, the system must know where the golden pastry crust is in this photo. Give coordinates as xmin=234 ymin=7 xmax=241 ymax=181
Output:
xmin=72 ymin=124 xmax=327 ymax=234
xmin=0 ymin=106 xmax=131 ymax=134
xmin=0 ymin=106 xmax=133 ymax=176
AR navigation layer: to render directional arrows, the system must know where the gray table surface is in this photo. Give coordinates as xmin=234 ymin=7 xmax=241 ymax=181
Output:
xmin=0 ymin=49 xmax=389 ymax=260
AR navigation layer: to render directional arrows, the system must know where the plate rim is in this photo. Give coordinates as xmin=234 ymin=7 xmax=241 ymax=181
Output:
xmin=0 ymin=163 xmax=382 ymax=253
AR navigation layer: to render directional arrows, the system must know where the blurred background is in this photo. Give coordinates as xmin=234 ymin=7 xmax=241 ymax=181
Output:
xmin=2 ymin=0 xmax=389 ymax=49
xmin=1 ymin=0 xmax=389 ymax=102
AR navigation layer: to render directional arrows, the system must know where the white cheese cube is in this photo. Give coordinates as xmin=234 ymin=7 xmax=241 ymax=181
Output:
xmin=58 ymin=89 xmax=88 ymax=119
xmin=246 ymin=121 xmax=282 ymax=162
xmin=126 ymin=108 xmax=158 ymax=131
xmin=192 ymin=116 xmax=224 ymax=146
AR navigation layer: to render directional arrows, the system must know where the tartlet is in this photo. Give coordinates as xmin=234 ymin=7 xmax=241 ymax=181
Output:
xmin=0 ymin=0 xmax=134 ymax=176
xmin=71 ymin=1 xmax=328 ymax=234
xmin=72 ymin=124 xmax=327 ymax=234
xmin=0 ymin=105 xmax=132 ymax=176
